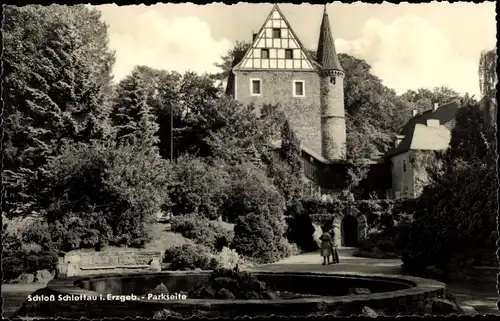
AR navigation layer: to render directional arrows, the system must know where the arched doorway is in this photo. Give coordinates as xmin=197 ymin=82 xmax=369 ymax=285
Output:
xmin=341 ymin=215 xmax=359 ymax=247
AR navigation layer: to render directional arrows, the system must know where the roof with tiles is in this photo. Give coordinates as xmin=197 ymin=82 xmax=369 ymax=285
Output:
xmin=384 ymin=100 xmax=460 ymax=158
xmin=316 ymin=6 xmax=344 ymax=72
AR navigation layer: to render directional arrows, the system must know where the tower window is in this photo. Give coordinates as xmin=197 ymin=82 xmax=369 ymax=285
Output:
xmin=403 ymin=160 xmax=407 ymax=172
xmin=293 ymin=80 xmax=305 ymax=97
xmin=330 ymin=76 xmax=336 ymax=85
xmin=272 ymin=28 xmax=281 ymax=38
xmin=261 ymin=49 xmax=269 ymax=59
xmin=285 ymin=49 xmax=293 ymax=59
xmin=250 ymin=79 xmax=262 ymax=96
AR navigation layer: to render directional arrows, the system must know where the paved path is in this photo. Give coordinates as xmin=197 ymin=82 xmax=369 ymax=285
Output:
xmin=249 ymin=251 xmax=499 ymax=315
xmin=249 ymin=251 xmax=404 ymax=274
xmin=2 ymin=283 xmax=48 ymax=318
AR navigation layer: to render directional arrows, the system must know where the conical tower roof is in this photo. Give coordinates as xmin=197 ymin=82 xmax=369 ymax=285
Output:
xmin=316 ymin=6 xmax=344 ymax=72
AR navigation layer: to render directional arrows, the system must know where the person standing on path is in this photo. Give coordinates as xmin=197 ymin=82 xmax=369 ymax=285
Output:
xmin=319 ymin=230 xmax=333 ymax=265
xmin=330 ymin=228 xmax=340 ymax=264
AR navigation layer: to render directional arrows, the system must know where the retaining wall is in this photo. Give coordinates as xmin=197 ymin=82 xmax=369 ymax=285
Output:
xmin=57 ymin=251 xmax=162 ymax=277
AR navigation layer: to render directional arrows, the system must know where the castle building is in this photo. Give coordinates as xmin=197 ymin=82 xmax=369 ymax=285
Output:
xmin=225 ymin=4 xmax=390 ymax=194
xmin=225 ymin=4 xmax=386 ymax=247
xmin=227 ymin=4 xmax=346 ymax=162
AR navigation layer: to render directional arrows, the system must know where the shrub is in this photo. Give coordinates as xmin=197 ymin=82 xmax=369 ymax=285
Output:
xmin=277 ymin=238 xmax=300 ymax=258
xmin=35 ymin=140 xmax=172 ymax=251
xmin=21 ymin=243 xmax=43 ymax=255
xmin=402 ymin=103 xmax=497 ymax=276
xmin=2 ymin=250 xmax=59 ymax=280
xmin=232 ymin=213 xmax=281 ymax=264
xmin=21 ymin=219 xmax=57 ymax=251
xmin=376 ymin=240 xmax=396 ymax=253
xmin=164 ymin=244 xmax=217 ymax=271
xmin=226 ymin=163 xmax=287 ymax=263
xmin=170 ymin=214 xmax=234 ymax=252
xmin=25 ymin=251 xmax=59 ymax=274
xmin=2 ymin=233 xmax=23 ymax=257
xmin=168 ymin=156 xmax=230 ymax=219
xmin=213 ymin=247 xmax=241 ymax=269
xmin=284 ymin=202 xmax=318 ymax=252
xmin=2 ymin=256 xmax=25 ymax=280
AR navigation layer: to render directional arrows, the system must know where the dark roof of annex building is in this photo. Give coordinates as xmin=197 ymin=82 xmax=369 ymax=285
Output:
xmin=384 ymin=100 xmax=461 ymax=159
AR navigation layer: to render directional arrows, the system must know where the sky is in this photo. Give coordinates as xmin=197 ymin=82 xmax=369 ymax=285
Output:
xmin=96 ymin=2 xmax=496 ymax=97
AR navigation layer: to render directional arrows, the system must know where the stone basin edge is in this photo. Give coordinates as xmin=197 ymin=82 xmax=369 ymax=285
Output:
xmin=44 ymin=270 xmax=446 ymax=307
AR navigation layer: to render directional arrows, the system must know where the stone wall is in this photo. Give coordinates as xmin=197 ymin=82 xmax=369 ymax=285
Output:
xmin=15 ymin=271 xmax=446 ymax=318
xmin=234 ymin=70 xmax=322 ymax=155
xmin=57 ymin=250 xmax=162 ymax=277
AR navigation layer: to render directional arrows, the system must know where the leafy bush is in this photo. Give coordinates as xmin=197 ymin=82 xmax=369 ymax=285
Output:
xmin=21 ymin=243 xmax=43 ymax=255
xmin=213 ymin=247 xmax=241 ymax=269
xmin=25 ymin=251 xmax=59 ymax=274
xmin=35 ymin=140 xmax=172 ymax=251
xmin=402 ymin=103 xmax=497 ymax=276
xmin=164 ymin=244 xmax=217 ymax=271
xmin=20 ymin=219 xmax=56 ymax=251
xmin=233 ymin=213 xmax=282 ymax=264
xmin=2 ymin=256 xmax=25 ymax=280
xmin=170 ymin=214 xmax=234 ymax=252
xmin=168 ymin=156 xmax=230 ymax=219
xmin=277 ymin=238 xmax=301 ymax=258
xmin=2 ymin=250 xmax=59 ymax=280
xmin=354 ymin=224 xmax=405 ymax=259
xmin=284 ymin=202 xmax=318 ymax=253
xmin=228 ymin=164 xmax=288 ymax=263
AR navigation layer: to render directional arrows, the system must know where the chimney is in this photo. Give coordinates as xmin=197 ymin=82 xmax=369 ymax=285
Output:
xmin=252 ymin=32 xmax=258 ymax=41
xmin=412 ymin=109 xmax=418 ymax=117
xmin=433 ymin=103 xmax=439 ymax=111
xmin=426 ymin=119 xmax=440 ymax=127
xmin=394 ymin=135 xmax=405 ymax=148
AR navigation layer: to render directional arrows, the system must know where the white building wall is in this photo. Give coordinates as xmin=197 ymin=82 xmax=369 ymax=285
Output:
xmin=390 ymin=152 xmax=414 ymax=199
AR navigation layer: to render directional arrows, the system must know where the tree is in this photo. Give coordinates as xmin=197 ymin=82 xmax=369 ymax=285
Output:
xmin=478 ymin=49 xmax=497 ymax=127
xmin=167 ymin=156 xmax=231 ymax=220
xmin=213 ymin=41 xmax=252 ymax=79
xmin=36 ymin=140 xmax=172 ymax=250
xmin=402 ymin=101 xmax=497 ymax=275
xmin=112 ymin=68 xmax=159 ymax=146
xmin=401 ymin=87 xmax=462 ymax=114
xmin=228 ymin=163 xmax=288 ymax=263
xmin=479 ymin=49 xmax=497 ymax=100
xmin=203 ymin=97 xmax=264 ymax=166
xmin=3 ymin=5 xmax=115 ymax=218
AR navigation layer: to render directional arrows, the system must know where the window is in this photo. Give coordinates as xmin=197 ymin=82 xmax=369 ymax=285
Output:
xmin=293 ymin=80 xmax=305 ymax=97
xmin=261 ymin=49 xmax=269 ymax=59
xmin=330 ymin=76 xmax=336 ymax=85
xmin=403 ymin=160 xmax=407 ymax=172
xmin=272 ymin=28 xmax=281 ymax=38
xmin=285 ymin=49 xmax=293 ymax=59
xmin=251 ymin=79 xmax=261 ymax=96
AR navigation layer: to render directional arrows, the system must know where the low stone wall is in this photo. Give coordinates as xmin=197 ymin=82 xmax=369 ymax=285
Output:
xmin=15 ymin=271 xmax=446 ymax=318
xmin=57 ymin=251 xmax=162 ymax=277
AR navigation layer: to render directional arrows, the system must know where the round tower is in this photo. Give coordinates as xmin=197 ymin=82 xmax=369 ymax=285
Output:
xmin=317 ymin=6 xmax=347 ymax=161
xmin=320 ymin=70 xmax=346 ymax=160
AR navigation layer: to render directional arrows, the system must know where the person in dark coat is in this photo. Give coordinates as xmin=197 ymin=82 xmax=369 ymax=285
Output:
xmin=329 ymin=228 xmax=340 ymax=264
xmin=319 ymin=231 xmax=333 ymax=265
